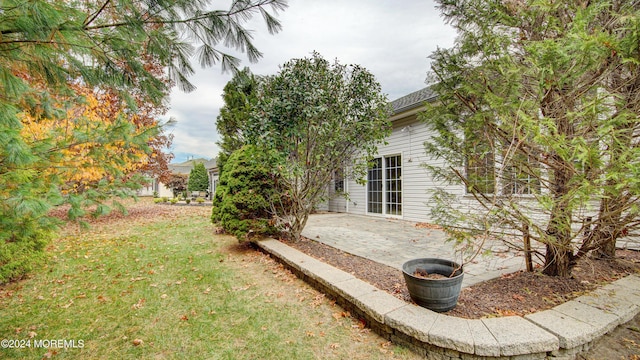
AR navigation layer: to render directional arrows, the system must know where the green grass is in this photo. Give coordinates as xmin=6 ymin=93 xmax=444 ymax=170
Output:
xmin=0 ymin=201 xmax=419 ymax=359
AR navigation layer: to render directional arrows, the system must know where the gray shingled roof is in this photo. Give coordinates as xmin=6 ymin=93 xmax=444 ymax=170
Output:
xmin=390 ymin=86 xmax=437 ymax=114
xmin=168 ymin=158 xmax=217 ymax=174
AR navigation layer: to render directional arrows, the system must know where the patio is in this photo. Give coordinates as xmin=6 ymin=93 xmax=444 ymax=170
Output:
xmin=301 ymin=213 xmax=527 ymax=288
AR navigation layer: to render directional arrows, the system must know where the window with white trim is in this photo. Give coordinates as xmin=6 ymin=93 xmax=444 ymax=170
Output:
xmin=367 ymin=155 xmax=402 ymax=216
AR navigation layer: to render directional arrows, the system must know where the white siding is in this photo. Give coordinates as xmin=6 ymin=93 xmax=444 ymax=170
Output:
xmin=137 ymin=178 xmax=173 ymax=198
xmin=343 ymin=113 xmax=464 ymax=222
xmin=327 ymin=182 xmax=348 ymax=212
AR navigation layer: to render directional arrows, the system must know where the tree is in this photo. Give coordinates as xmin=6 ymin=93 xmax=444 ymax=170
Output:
xmin=211 ymin=145 xmax=279 ymax=241
xmin=216 ymin=68 xmax=261 ymax=173
xmin=166 ymin=174 xmax=188 ymax=198
xmin=188 ymin=162 xmax=209 ymax=193
xmin=0 ymin=0 xmax=287 ymax=283
xmin=247 ymin=52 xmax=391 ymax=241
xmin=422 ymin=0 xmax=640 ymax=277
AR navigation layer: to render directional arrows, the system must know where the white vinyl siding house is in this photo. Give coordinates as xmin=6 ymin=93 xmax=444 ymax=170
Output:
xmin=328 ymin=87 xmax=466 ymax=222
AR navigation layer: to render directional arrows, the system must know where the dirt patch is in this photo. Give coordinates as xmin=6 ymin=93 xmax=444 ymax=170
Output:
xmin=412 ymin=269 xmax=448 ymax=280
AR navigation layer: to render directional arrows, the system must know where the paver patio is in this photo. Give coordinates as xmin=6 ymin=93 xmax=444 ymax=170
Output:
xmin=301 ymin=213 xmax=527 ymax=287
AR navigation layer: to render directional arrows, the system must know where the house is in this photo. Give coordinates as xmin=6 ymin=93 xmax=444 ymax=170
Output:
xmin=138 ymin=158 xmax=218 ymax=198
xmin=326 ymin=86 xmax=456 ymax=222
xmin=206 ymin=158 xmax=219 ymax=199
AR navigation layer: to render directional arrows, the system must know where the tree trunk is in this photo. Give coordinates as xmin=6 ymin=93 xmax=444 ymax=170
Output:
xmin=597 ymin=237 xmax=616 ymax=258
xmin=542 ymin=155 xmax=575 ymax=277
xmin=542 ymin=243 xmax=574 ymax=277
xmin=540 ymin=86 xmax=576 ymax=277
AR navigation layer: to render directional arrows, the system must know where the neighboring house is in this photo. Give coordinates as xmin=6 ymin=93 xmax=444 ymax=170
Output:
xmin=205 ymin=158 xmax=219 ymax=199
xmin=327 ymin=86 xmax=458 ymax=222
xmin=138 ymin=157 xmax=218 ymax=199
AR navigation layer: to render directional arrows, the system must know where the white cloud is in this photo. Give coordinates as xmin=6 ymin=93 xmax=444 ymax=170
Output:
xmin=166 ymin=0 xmax=457 ymax=162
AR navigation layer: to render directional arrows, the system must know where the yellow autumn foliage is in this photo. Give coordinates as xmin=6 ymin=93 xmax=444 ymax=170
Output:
xmin=19 ymin=86 xmax=154 ymax=192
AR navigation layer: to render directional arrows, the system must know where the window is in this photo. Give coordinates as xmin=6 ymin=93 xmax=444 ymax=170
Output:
xmin=465 ymin=146 xmax=495 ymax=194
xmin=334 ymin=168 xmax=344 ymax=193
xmin=385 ymin=155 xmax=402 ymax=215
xmin=367 ymin=158 xmax=383 ymax=214
xmin=367 ymin=155 xmax=402 ymax=216
xmin=502 ymin=154 xmax=540 ymax=195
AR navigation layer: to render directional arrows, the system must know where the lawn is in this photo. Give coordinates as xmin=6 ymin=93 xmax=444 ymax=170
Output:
xmin=0 ymin=199 xmax=420 ymax=359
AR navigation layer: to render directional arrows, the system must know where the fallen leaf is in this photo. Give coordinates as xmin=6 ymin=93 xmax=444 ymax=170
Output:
xmin=42 ymin=350 xmax=58 ymax=359
xmin=132 ymin=298 xmax=146 ymax=310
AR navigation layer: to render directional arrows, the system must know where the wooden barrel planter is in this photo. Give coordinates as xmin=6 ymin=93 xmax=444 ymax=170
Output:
xmin=402 ymin=258 xmax=464 ymax=312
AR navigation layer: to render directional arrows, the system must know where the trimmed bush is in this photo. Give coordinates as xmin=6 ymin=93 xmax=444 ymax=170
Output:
xmin=211 ymin=145 xmax=279 ymax=241
xmin=0 ymin=229 xmax=51 ymax=284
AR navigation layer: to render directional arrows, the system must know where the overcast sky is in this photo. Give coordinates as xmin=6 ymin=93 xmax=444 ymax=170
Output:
xmin=165 ymin=0 xmax=458 ymax=163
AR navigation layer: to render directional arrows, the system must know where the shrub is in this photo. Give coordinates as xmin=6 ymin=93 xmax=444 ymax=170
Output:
xmin=211 ymin=145 xmax=279 ymax=241
xmin=153 ymin=198 xmax=162 ymax=204
xmin=161 ymin=197 xmax=168 ymax=203
xmin=170 ymin=198 xmax=177 ymax=204
xmin=0 ymin=229 xmax=52 ymax=284
xmin=185 ymin=198 xmax=191 ymax=204
xmin=196 ymin=198 xmax=205 ymax=204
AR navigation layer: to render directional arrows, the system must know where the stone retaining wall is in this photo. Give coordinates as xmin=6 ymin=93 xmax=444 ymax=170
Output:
xmin=255 ymin=239 xmax=640 ymax=360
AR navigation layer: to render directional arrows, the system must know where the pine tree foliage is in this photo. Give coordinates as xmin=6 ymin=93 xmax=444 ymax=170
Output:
xmin=0 ymin=0 xmax=287 ymax=283
xmin=422 ymin=0 xmax=640 ymax=277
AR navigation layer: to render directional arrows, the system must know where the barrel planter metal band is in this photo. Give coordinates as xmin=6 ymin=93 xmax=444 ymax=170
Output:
xmin=402 ymin=258 xmax=464 ymax=312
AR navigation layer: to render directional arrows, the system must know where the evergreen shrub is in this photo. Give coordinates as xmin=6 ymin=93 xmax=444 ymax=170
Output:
xmin=211 ymin=145 xmax=279 ymax=241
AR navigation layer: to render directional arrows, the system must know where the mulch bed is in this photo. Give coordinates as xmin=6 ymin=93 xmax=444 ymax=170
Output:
xmin=285 ymin=236 xmax=640 ymax=319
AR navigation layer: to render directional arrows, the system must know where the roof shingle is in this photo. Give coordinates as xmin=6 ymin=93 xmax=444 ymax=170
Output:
xmin=390 ymin=86 xmax=437 ymax=114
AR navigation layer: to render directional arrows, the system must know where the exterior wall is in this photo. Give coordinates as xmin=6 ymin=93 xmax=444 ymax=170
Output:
xmin=327 ymin=179 xmax=348 ymax=213
xmin=343 ymin=112 xmax=464 ymax=223
xmin=208 ymin=169 xmax=219 ymax=200
xmin=137 ymin=178 xmax=173 ymax=198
